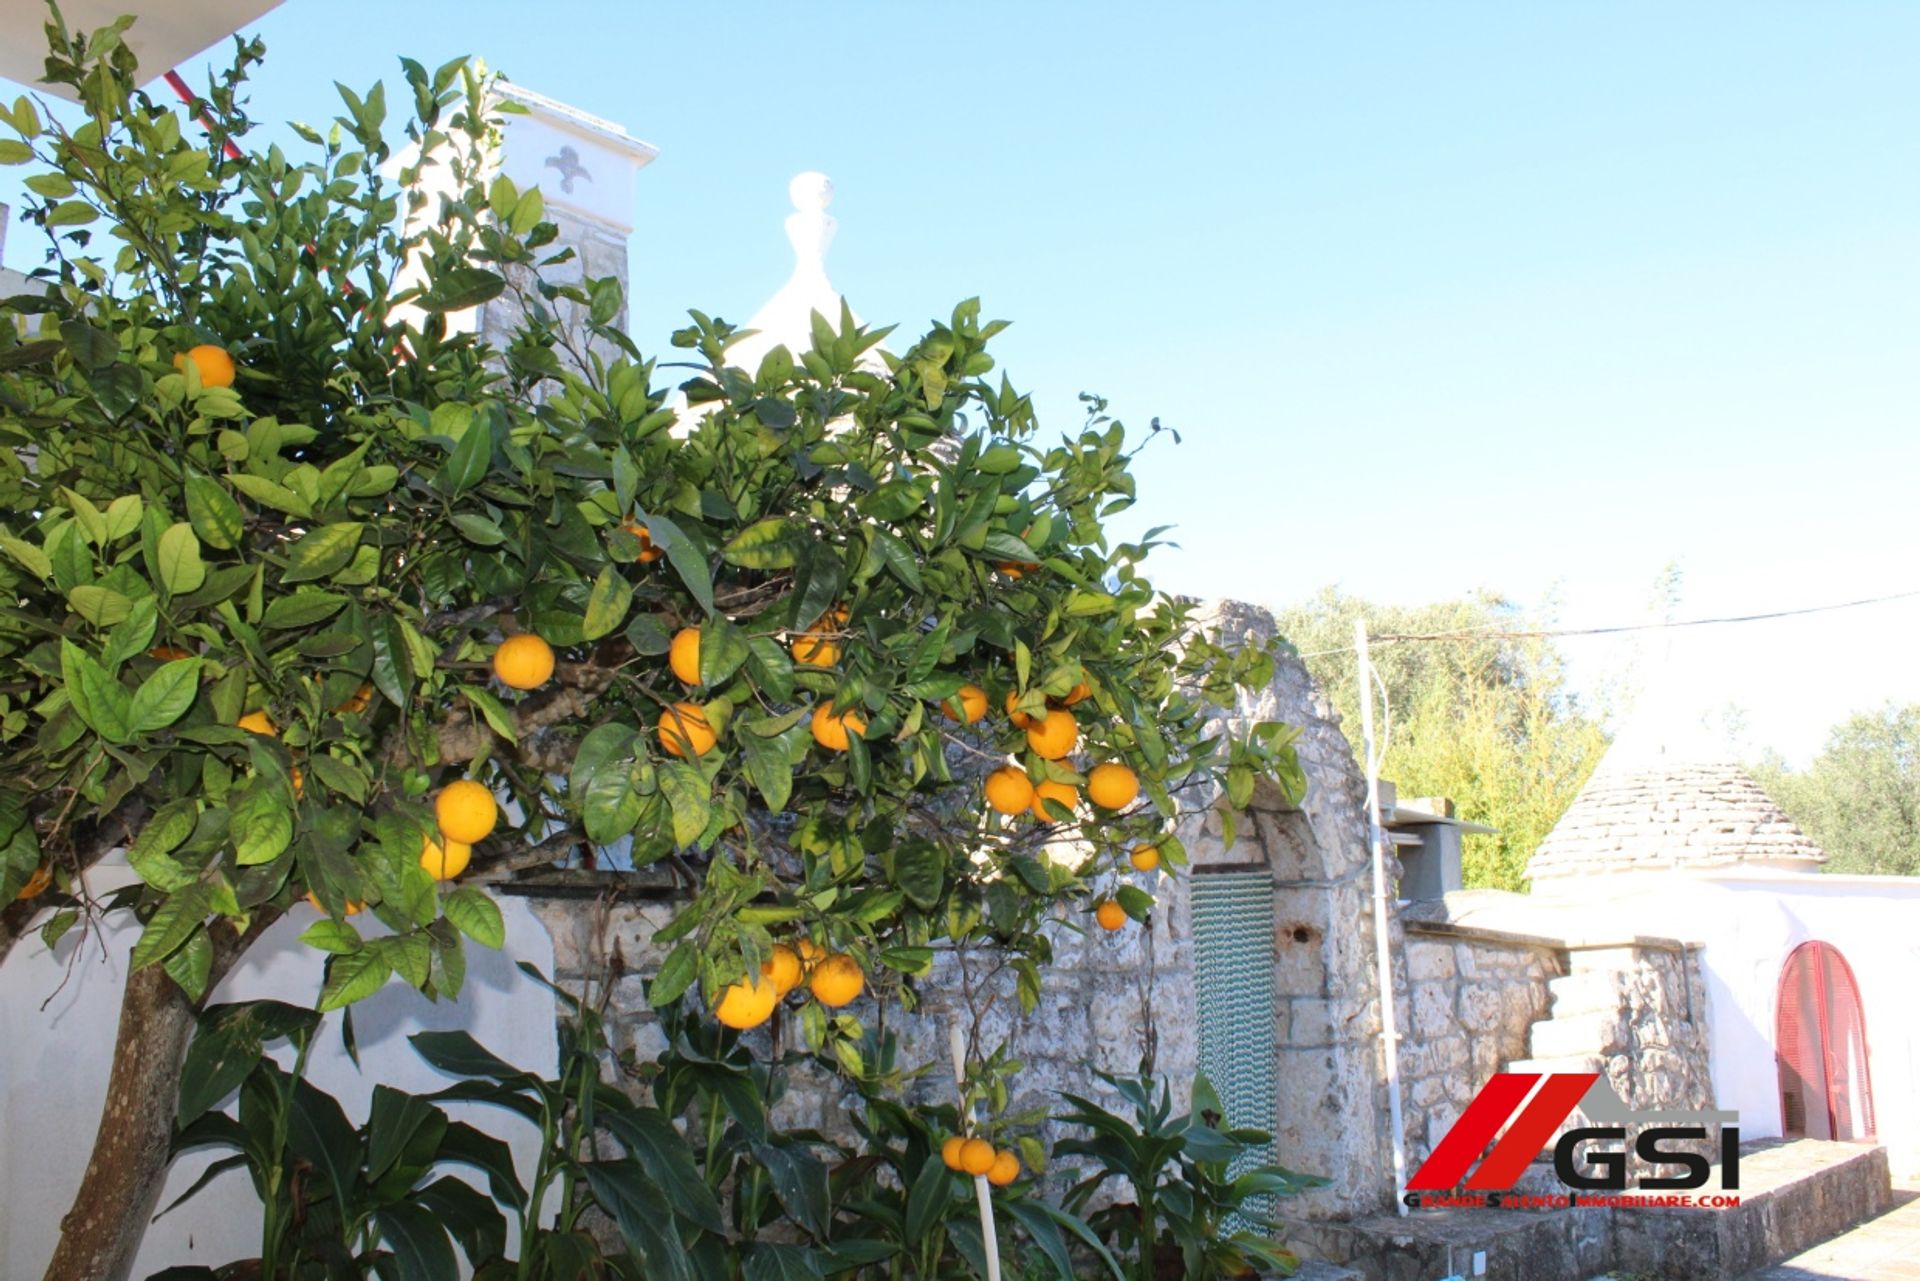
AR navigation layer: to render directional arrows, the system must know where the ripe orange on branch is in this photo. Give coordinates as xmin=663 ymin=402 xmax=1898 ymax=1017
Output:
xmin=436 ymin=779 xmax=499 ymax=844
xmin=173 ymin=343 xmax=236 ymax=389
xmin=622 ymin=522 xmax=666 ymax=563
xmin=491 ymin=634 xmax=555 ymax=690
xmin=764 ymin=944 xmax=803 ymax=996
xmin=1129 ymin=844 xmax=1161 ymax=873
xmin=984 ymin=766 xmax=1035 ymax=816
xmin=1025 ymin=708 xmax=1078 ymax=760
xmin=669 ymin=628 xmax=703 ymax=685
xmin=810 ymin=703 xmax=866 ymax=752
xmin=714 ymin=974 xmax=780 ymax=1029
xmin=1094 ymin=899 xmax=1128 ymax=931
xmin=658 ymin=701 xmax=717 ymax=757
xmin=790 ymin=630 xmax=841 ymax=668
xmin=420 ymin=835 xmax=472 ymax=881
xmin=943 ymin=684 xmax=988 ymax=724
xmin=941 ymin=1136 xmax=969 ymax=1171
xmin=1087 ymin=762 xmax=1139 ymax=810
xmin=1004 ymin=690 xmax=1037 ymax=729
xmin=987 ymin=1149 xmax=1021 ymax=1186
xmin=1030 ymin=778 xmax=1079 ymax=821
xmin=808 ymin=953 xmax=865 ymax=1007
xmin=236 ymin=710 xmax=277 ymax=737
xmin=958 ymin=1137 xmax=997 ymax=1176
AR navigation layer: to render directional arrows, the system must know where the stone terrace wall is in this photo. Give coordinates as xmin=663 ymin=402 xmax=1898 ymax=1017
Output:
xmin=1399 ymin=926 xmax=1562 ymax=1168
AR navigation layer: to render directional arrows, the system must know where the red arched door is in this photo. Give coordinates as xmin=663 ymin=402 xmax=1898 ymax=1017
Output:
xmin=1776 ymin=941 xmax=1876 ymax=1142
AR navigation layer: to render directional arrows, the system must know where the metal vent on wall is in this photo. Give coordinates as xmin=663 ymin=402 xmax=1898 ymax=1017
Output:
xmin=1191 ymin=871 xmax=1278 ymax=1221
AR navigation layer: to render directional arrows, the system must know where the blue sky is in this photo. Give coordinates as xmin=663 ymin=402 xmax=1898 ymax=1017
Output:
xmin=4 ymin=2 xmax=1917 ymax=761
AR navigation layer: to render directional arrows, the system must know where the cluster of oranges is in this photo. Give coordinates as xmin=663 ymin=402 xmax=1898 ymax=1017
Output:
xmin=713 ymin=939 xmax=866 ymax=1030
xmin=977 ymin=681 xmax=1139 ymax=823
xmin=940 ymin=1133 xmax=1022 ymax=1186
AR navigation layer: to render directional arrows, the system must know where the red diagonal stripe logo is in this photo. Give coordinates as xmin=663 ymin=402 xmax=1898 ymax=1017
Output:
xmin=1464 ymin=1072 xmax=1599 ymax=1190
xmin=1405 ymin=1073 xmax=1537 ymax=1190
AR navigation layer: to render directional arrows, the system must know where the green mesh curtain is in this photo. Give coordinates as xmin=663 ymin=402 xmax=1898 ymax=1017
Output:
xmin=1191 ymin=871 xmax=1279 ymax=1223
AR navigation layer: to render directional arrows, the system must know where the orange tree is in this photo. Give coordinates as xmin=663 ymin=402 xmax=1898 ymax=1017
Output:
xmin=0 ymin=14 xmax=1304 ymax=1280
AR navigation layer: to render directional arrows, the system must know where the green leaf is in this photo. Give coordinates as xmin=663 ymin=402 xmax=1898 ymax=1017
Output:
xmin=738 ymin=729 xmax=793 ymax=813
xmin=459 ymin=684 xmax=518 ymax=743
xmin=300 ymin=918 xmax=364 ymax=955
xmin=367 ymin=1084 xmax=442 ymax=1182
xmin=375 ymin=1198 xmax=460 ymax=1281
xmin=184 ymin=475 xmax=245 ymax=550
xmin=581 ymin=1160 xmax=698 ymax=1281
xmin=156 ymin=523 xmax=206 ymax=595
xmin=102 ymin=597 xmax=158 ymax=669
xmin=261 ymin=590 xmax=349 ymax=630
xmin=40 ymin=909 xmax=79 ymax=950
xmin=649 ymin=941 xmax=698 ymax=1007
xmin=46 ymin=200 xmax=99 ymax=227
xmin=443 ymin=887 xmax=506 ymax=949
xmin=742 ymin=1243 xmax=828 ymax=1281
xmin=231 ymin=787 xmax=293 ymax=867
xmin=891 ymin=841 xmax=945 ymax=909
xmin=0 ymin=139 xmax=32 ymax=164
xmin=61 ymin=639 xmax=134 ymax=743
xmin=130 ymin=657 xmax=202 ymax=732
xmin=721 ymin=518 xmax=802 ymax=569
xmin=281 ymin=523 xmax=362 ymax=584
xmin=745 ymin=636 xmax=795 ymax=702
xmin=422 ymin=265 xmax=506 ymax=311
xmin=451 ymin=512 xmax=507 ymax=546
xmin=318 ymin=948 xmax=393 ymax=1011
xmin=0 ymin=532 xmax=51 ymax=580
xmin=869 ymin=527 xmax=922 ymax=590
xmin=636 ymin=511 xmax=713 ymax=615
xmin=227 ymin=472 xmax=311 ymax=518
xmin=410 ymin=1031 xmax=531 ymax=1082
xmin=102 ymin=494 xmax=144 ymax=542
xmin=659 ymin=760 xmax=712 ymax=848
xmin=435 ymin=411 xmax=493 ymax=494
xmin=130 ymin=883 xmax=213 ymax=970
xmin=698 ymin=617 xmax=750 ymax=687
xmin=67 ymin=584 xmax=134 ymax=627
xmin=127 ymin=801 xmax=197 ymax=890
xmin=581 ymin=565 xmax=633 ymax=640
xmin=179 ymin=1002 xmax=281 ymax=1123
xmin=163 ymin=930 xmax=214 ymax=1000
xmin=601 ymin=1107 xmax=726 ymax=1233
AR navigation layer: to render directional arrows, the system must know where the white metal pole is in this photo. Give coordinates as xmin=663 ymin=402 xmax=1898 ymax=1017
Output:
xmin=949 ymin=1021 xmax=1003 ymax=1279
xmin=1356 ymin=619 xmax=1410 ymax=1215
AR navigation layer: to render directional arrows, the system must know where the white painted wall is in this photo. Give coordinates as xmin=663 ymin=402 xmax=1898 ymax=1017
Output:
xmin=1590 ymin=871 xmax=1920 ymax=1177
xmin=0 ymin=856 xmax=559 ymax=1279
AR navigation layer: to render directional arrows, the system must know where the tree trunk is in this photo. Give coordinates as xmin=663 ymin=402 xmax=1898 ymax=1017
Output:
xmin=42 ymin=917 xmax=270 ymax=1281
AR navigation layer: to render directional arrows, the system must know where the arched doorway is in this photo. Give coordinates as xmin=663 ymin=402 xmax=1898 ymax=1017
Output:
xmin=1776 ymin=941 xmax=1876 ymax=1141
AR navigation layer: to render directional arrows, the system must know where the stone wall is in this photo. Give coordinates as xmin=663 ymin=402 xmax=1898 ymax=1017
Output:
xmin=1398 ymin=926 xmax=1562 ymax=1168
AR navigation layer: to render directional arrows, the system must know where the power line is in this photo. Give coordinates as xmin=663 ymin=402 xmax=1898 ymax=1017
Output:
xmin=1288 ymin=586 xmax=1920 ymax=659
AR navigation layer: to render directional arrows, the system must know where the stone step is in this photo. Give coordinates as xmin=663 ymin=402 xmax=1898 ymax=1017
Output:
xmin=1332 ymin=1140 xmax=1891 ymax=1280
xmin=1292 ymin=1262 xmax=1363 ymax=1281
xmin=1548 ymin=969 xmax=1622 ymax=1018
xmin=1613 ymin=1139 xmax=1892 ymax=1279
xmin=1530 ymin=1012 xmax=1619 ymax=1061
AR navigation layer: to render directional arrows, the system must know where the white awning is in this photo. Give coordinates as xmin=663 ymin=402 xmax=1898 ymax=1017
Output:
xmin=0 ymin=1 xmax=284 ymax=102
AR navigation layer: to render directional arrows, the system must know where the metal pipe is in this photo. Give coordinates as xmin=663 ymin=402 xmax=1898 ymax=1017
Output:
xmin=1355 ymin=619 xmax=1409 ymax=1214
xmin=161 ymin=69 xmax=243 ymax=160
